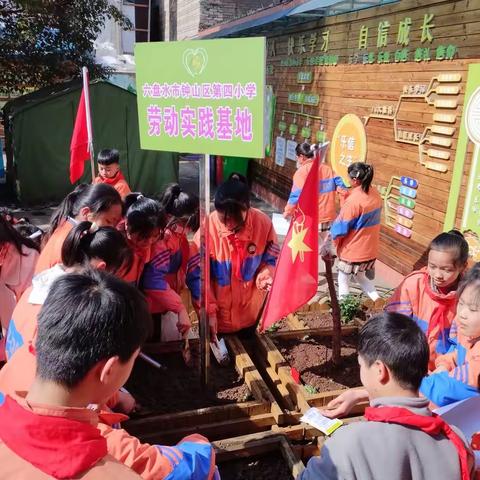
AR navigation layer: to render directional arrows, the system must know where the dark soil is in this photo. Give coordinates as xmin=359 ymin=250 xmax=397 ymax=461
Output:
xmin=126 ymin=344 xmax=252 ymax=415
xmin=219 ymin=453 xmax=293 ymax=480
xmin=299 ymin=311 xmax=333 ymax=329
xmin=273 ymin=335 xmax=360 ymax=392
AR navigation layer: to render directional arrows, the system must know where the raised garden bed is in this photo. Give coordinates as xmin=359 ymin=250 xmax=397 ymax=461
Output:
xmin=124 ymin=336 xmax=282 ymax=444
xmin=253 ymin=327 xmax=366 ymax=416
xmin=214 ymin=431 xmax=305 ymax=480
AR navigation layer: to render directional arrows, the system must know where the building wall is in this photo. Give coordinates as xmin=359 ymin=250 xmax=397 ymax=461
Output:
xmin=260 ymin=0 xmax=480 ymax=274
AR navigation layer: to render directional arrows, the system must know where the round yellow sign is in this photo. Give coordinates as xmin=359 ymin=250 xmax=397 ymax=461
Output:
xmin=330 ymin=114 xmax=367 ymax=186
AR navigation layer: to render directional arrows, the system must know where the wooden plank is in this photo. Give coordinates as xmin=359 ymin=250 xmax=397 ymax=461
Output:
xmin=268 ymin=325 xmax=358 ymax=340
xmin=280 ymin=436 xmax=306 ymax=478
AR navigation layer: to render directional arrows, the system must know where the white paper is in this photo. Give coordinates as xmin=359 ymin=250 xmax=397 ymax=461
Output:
xmin=272 ymin=213 xmax=290 ymax=236
xmin=436 ymin=396 xmax=480 ymax=467
xmin=286 ymin=140 xmax=297 ymax=161
xmin=275 ymin=136 xmax=286 ymax=167
xmin=300 ymin=407 xmax=343 ymax=435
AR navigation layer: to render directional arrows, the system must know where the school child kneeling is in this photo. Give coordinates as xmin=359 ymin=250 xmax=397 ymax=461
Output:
xmin=0 ymin=270 xmax=218 ymax=480
xmin=298 ymin=312 xmax=475 ymax=480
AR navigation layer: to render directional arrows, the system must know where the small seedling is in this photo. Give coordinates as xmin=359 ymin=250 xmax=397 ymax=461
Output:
xmin=266 ymin=322 xmax=281 ymax=333
xmin=339 ymin=294 xmax=362 ymax=324
xmin=304 ymin=384 xmax=318 ymax=395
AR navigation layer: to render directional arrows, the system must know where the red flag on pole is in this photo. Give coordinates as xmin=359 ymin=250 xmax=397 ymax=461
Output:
xmin=69 ymin=68 xmax=93 ymax=184
xmin=260 ymin=154 xmax=319 ymax=331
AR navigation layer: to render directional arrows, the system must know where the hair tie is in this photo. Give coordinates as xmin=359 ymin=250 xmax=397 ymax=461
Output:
xmin=137 ymin=194 xmax=144 ymax=200
xmin=310 ymin=144 xmax=317 ymax=152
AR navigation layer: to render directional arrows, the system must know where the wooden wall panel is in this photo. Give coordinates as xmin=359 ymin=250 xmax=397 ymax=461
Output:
xmin=254 ymin=0 xmax=480 ymax=274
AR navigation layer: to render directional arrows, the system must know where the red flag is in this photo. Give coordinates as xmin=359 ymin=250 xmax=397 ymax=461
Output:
xmin=69 ymin=69 xmax=92 ymax=184
xmin=260 ymin=155 xmax=319 ymax=331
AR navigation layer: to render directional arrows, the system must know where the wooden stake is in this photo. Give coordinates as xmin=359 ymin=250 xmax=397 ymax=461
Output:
xmin=323 ymin=256 xmax=342 ymax=365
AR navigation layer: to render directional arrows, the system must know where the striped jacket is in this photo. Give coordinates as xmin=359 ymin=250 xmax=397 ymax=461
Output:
xmin=331 ymin=186 xmax=382 ymax=263
xmin=386 ymin=268 xmax=457 ymax=370
xmin=284 ymin=161 xmax=348 ymax=223
xmin=192 ymin=208 xmax=279 ymax=333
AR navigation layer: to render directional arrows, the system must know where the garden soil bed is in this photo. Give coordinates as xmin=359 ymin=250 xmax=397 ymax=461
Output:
xmin=219 ymin=452 xmax=293 ymax=480
xmin=273 ymin=334 xmax=360 ymax=392
xmin=126 ymin=344 xmax=252 ymax=415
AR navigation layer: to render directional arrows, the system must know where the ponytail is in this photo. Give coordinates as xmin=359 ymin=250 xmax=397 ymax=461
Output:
xmin=348 ymin=162 xmax=374 ymax=193
xmin=295 ymin=142 xmax=315 ymax=159
xmin=0 ymin=214 xmax=40 ymax=254
xmin=125 ymin=193 xmax=166 ymax=238
xmin=62 ymin=221 xmax=133 ymax=274
xmin=45 ymin=184 xmax=91 ymax=242
xmin=161 ymin=183 xmax=199 ymax=231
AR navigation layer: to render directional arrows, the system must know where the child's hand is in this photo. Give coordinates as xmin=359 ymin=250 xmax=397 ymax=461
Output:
xmin=209 ymin=315 xmax=218 ymax=342
xmin=177 ymin=309 xmax=191 ymax=336
xmin=283 ymin=211 xmax=291 ymax=219
xmin=116 ymin=390 xmax=137 ymax=415
xmin=256 ymin=270 xmax=273 ymax=291
xmin=318 ymin=388 xmax=369 ymax=418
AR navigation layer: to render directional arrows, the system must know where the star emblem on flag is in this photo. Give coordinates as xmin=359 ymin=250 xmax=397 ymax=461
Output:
xmin=288 ymin=222 xmax=312 ymax=262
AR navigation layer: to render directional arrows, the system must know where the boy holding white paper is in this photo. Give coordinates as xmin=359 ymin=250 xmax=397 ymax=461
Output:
xmin=298 ymin=312 xmax=475 ymax=480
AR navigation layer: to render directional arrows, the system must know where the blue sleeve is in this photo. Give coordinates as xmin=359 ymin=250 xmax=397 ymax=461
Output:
xmin=186 ymin=253 xmax=200 ymax=302
xmin=5 ymin=319 xmax=24 ymax=361
xmin=334 ymin=176 xmax=348 ymax=190
xmin=420 ymin=371 xmax=480 ymax=407
xmin=163 ymin=441 xmax=215 ymax=480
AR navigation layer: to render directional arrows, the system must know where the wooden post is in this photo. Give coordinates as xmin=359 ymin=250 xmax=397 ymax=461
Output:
xmin=199 ymin=153 xmax=211 ymax=387
xmin=323 ymin=256 xmax=342 ymax=365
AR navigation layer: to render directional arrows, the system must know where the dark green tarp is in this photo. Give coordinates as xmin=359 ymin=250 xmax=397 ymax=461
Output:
xmin=3 ymin=80 xmax=179 ymax=205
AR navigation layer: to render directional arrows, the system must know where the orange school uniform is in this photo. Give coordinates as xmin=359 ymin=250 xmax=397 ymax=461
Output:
xmin=94 ymin=171 xmax=131 ymax=199
xmin=330 ymin=186 xmax=382 ymax=263
xmin=0 ymin=350 xmax=218 ymax=480
xmin=192 ymin=208 xmax=279 ymax=333
xmin=386 ymin=268 xmax=457 ymax=369
xmin=34 ymin=220 xmax=74 ymax=274
xmin=284 ymin=161 xmax=348 ymax=223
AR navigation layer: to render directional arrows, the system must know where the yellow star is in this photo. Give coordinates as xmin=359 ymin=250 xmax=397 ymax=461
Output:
xmin=288 ymin=225 xmax=312 ymax=263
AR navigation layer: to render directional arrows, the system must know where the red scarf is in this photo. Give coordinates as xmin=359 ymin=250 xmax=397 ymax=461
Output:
xmin=0 ymin=396 xmax=108 ymax=479
xmin=99 ymin=170 xmax=126 ymax=186
xmin=365 ymin=406 xmax=470 ymax=480
xmin=423 ymin=272 xmax=457 ymax=343
xmin=227 ymin=233 xmax=246 ymax=281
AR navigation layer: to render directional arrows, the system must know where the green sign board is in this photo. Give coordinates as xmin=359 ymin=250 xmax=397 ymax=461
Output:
xmin=135 ymin=38 xmax=265 ymax=157
xmin=288 ymin=92 xmax=319 ymax=106
xmin=297 ymin=71 xmax=313 ymax=84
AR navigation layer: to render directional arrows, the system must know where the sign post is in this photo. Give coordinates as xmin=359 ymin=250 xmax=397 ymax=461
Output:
xmin=135 ymin=38 xmax=265 ymax=387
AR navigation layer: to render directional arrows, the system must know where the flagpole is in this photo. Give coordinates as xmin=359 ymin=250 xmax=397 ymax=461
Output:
xmin=82 ymin=67 xmax=95 ymax=182
xmin=199 ymin=153 xmax=211 ymax=388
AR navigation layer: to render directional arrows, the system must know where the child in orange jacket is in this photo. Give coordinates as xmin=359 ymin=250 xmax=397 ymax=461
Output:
xmin=142 ymin=184 xmax=199 ymax=341
xmin=284 ymin=142 xmax=348 ymax=256
xmin=331 ymin=162 xmax=382 ymax=301
xmin=192 ymin=174 xmax=279 ymax=336
xmin=386 ymin=231 xmax=469 ymax=369
xmin=35 ymin=183 xmax=123 ymax=274
xmin=420 ymin=263 xmax=480 ymax=407
xmin=94 ymin=148 xmax=132 ymax=198
xmin=0 ymin=269 xmax=217 ymax=480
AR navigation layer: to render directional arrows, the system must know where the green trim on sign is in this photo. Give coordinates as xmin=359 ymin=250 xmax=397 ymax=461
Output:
xmin=444 ymin=64 xmax=480 ymax=231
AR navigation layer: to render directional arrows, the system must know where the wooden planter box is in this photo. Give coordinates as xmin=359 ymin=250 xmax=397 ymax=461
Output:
xmin=124 ymin=336 xmax=283 ymax=444
xmin=253 ymin=326 xmax=367 ymax=417
xmin=214 ymin=430 xmax=305 ymax=479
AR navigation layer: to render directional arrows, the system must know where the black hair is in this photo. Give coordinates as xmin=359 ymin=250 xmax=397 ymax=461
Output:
xmin=161 ymin=183 xmax=199 ymax=231
xmin=348 ymin=162 xmax=374 ymax=193
xmin=36 ymin=269 xmax=152 ymax=388
xmin=97 ymin=148 xmax=120 ymax=165
xmin=0 ymin=213 xmax=40 ymax=254
xmin=429 ymin=230 xmax=469 ymax=268
xmin=13 ymin=221 xmax=44 ymax=248
xmin=295 ymin=142 xmax=315 ymax=159
xmin=45 ymin=184 xmax=122 ymax=241
xmin=358 ymin=312 xmax=429 ymax=391
xmin=214 ymin=173 xmax=250 ymax=226
xmin=62 ymin=221 xmax=133 ymax=275
xmin=457 ymin=262 xmax=480 ymax=305
xmin=125 ymin=193 xmax=166 ymax=239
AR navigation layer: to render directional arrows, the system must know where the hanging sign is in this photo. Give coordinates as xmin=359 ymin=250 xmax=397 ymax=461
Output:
xmin=286 ymin=140 xmax=297 ymax=161
xmin=275 ymin=136 xmax=287 ymax=166
xmin=330 ymin=114 xmax=367 ymax=186
xmin=135 ymin=37 xmax=265 ymax=157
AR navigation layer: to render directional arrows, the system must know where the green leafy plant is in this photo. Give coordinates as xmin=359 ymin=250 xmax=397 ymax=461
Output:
xmin=339 ymin=294 xmax=362 ymax=324
xmin=304 ymin=384 xmax=318 ymax=395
